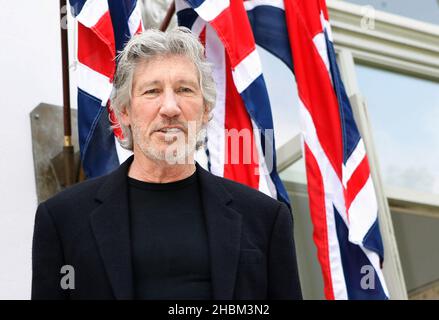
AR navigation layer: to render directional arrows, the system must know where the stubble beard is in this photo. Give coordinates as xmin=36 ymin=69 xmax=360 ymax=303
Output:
xmin=132 ymin=120 xmax=206 ymax=165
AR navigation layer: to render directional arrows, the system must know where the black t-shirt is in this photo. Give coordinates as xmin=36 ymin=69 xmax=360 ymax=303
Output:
xmin=127 ymin=170 xmax=212 ymax=300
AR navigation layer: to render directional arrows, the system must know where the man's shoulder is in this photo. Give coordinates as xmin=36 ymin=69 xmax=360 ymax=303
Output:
xmin=203 ymin=171 xmax=292 ymax=236
xmin=41 ymin=173 xmax=109 ymax=215
xmin=203 ymin=169 xmax=286 ymax=213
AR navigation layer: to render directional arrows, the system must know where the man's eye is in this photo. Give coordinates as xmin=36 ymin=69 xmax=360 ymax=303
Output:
xmin=178 ymin=87 xmax=193 ymax=93
xmin=144 ymin=89 xmax=160 ymax=95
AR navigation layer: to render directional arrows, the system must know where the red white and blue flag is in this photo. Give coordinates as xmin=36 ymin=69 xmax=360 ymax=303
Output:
xmin=285 ymin=0 xmax=389 ymax=299
xmin=69 ymin=0 xmax=142 ymax=177
xmin=69 ymin=0 xmax=389 ymax=299
xmin=179 ymin=0 xmax=389 ymax=299
xmin=176 ymin=0 xmax=290 ymax=207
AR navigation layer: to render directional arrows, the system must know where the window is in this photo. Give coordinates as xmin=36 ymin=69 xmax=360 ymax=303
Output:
xmin=355 ymin=64 xmax=439 ymax=195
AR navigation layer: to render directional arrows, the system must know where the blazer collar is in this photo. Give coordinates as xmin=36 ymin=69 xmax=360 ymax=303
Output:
xmin=90 ymin=156 xmax=242 ymax=300
xmin=90 ymin=156 xmax=134 ymax=299
xmin=196 ymin=163 xmax=242 ymax=300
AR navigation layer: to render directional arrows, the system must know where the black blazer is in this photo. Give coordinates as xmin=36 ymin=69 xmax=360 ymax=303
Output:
xmin=32 ymin=156 xmax=302 ymax=300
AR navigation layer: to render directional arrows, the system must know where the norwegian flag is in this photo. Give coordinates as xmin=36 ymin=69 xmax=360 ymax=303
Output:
xmin=176 ymin=0 xmax=290 ymax=208
xmin=179 ymin=0 xmax=389 ymax=299
xmin=69 ymin=0 xmax=142 ymax=177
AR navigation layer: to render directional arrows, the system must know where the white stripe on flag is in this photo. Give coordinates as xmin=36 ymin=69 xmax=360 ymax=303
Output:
xmin=232 ymin=49 xmax=262 ymax=93
xmin=325 ymin=198 xmax=349 ymax=300
xmin=348 ymin=176 xmax=379 ymax=245
xmin=361 ymin=246 xmax=390 ymax=297
xmin=76 ymin=62 xmax=113 ymax=106
xmin=191 ymin=17 xmax=207 ymax=37
xmin=252 ymin=119 xmax=277 ymax=198
xmin=312 ymin=33 xmax=330 ymax=73
xmin=76 ymin=0 xmax=109 ymax=28
xmin=299 ymin=99 xmax=348 ymax=224
xmin=299 ymin=99 xmax=349 ymax=299
xmin=205 ymin=24 xmax=226 ymax=178
xmin=128 ymin=0 xmax=143 ymax=36
xmin=321 ymin=13 xmax=333 ymax=42
xmin=195 ymin=145 xmax=210 ymax=170
xmin=342 ymin=141 xmax=366 ymax=187
xmin=114 ymin=136 xmax=132 ymax=164
xmin=244 ymin=0 xmax=284 ymax=11
xmin=175 ymin=0 xmax=191 ymax=12
xmin=194 ymin=0 xmax=229 ymax=22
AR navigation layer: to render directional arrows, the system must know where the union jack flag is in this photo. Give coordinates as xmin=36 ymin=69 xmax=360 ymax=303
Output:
xmin=285 ymin=0 xmax=389 ymax=299
xmin=69 ymin=0 xmax=389 ymax=299
xmin=176 ymin=0 xmax=290 ymax=208
xmin=69 ymin=0 xmax=142 ymax=177
xmin=179 ymin=0 xmax=389 ymax=299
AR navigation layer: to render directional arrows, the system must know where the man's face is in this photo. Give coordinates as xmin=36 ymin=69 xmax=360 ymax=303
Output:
xmin=121 ymin=54 xmax=208 ymax=163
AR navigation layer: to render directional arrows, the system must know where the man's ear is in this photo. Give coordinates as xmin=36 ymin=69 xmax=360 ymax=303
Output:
xmin=202 ymin=105 xmax=210 ymax=125
xmin=119 ymin=105 xmax=131 ymax=127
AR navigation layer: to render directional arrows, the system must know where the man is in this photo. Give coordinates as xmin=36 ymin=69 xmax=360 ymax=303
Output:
xmin=32 ymin=28 xmax=302 ymax=300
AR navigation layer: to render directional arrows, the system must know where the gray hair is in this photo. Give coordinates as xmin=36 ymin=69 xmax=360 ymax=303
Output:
xmin=110 ymin=27 xmax=216 ymax=150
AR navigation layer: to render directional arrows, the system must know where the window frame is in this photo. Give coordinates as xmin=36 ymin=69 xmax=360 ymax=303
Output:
xmin=328 ymin=0 xmax=439 ymax=215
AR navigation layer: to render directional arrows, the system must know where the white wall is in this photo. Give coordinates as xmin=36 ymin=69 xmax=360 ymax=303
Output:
xmin=0 ymin=0 xmax=65 ymax=299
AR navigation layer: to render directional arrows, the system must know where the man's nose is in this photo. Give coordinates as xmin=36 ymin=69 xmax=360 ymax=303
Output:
xmin=159 ymin=89 xmax=181 ymax=118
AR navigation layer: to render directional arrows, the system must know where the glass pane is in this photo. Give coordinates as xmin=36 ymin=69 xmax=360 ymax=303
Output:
xmin=257 ymin=45 xmax=301 ymax=148
xmin=391 ymin=211 xmax=439 ymax=294
xmin=280 ymin=157 xmax=307 ymax=184
xmin=355 ymin=64 xmax=439 ymax=195
xmin=341 ymin=0 xmax=439 ymax=25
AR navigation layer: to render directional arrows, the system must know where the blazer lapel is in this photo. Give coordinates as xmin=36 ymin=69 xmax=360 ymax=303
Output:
xmin=90 ymin=156 xmax=134 ymax=300
xmin=197 ymin=164 xmax=242 ymax=300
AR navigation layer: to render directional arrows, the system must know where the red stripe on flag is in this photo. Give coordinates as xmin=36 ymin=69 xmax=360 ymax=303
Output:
xmin=199 ymin=27 xmax=206 ymax=48
xmin=107 ymin=102 xmax=123 ymax=140
xmin=224 ymin=55 xmax=259 ymax=190
xmin=77 ymin=12 xmax=115 ymax=79
xmin=210 ymin=1 xmax=256 ymax=68
xmin=292 ymin=0 xmax=324 ymax=38
xmin=304 ymin=143 xmax=335 ymax=300
xmin=345 ymin=155 xmax=371 ymax=211
xmin=319 ymin=0 xmax=330 ymax=21
xmin=135 ymin=23 xmax=142 ymax=35
xmin=285 ymin=0 xmax=343 ymax=180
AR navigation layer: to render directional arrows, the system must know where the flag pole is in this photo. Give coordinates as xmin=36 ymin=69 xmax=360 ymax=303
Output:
xmin=60 ymin=0 xmax=75 ymax=186
xmin=159 ymin=1 xmax=175 ymax=31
